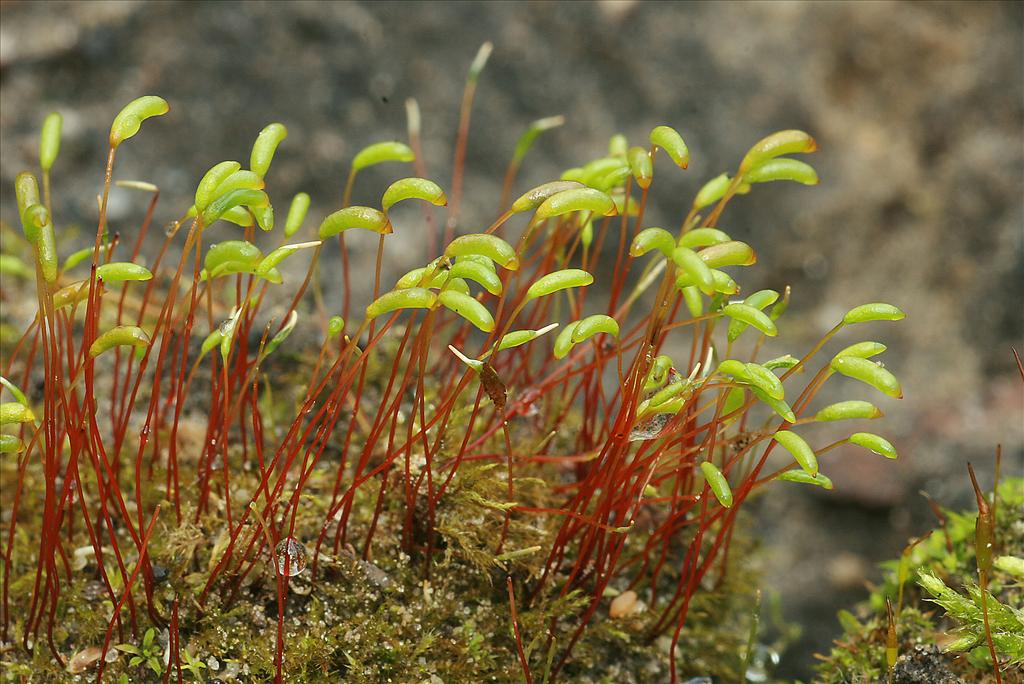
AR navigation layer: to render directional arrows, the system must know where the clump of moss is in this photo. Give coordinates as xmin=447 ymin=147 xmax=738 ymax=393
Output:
xmin=816 ymin=476 xmax=1024 ymax=682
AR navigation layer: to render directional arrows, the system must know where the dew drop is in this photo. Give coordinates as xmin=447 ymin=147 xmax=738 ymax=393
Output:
xmin=274 ymin=537 xmax=307 ymax=577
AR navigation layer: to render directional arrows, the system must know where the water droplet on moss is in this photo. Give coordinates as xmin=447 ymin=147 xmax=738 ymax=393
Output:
xmin=274 ymin=537 xmax=307 ymax=576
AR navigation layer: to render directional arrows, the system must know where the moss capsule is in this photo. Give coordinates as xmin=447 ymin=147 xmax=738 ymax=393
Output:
xmin=0 ymin=402 xmax=35 ymax=426
xmin=570 ymin=314 xmax=619 ymax=343
xmin=553 ymin=321 xmax=582 ymax=360
xmin=195 ymin=161 xmax=242 ymax=212
xmin=679 ymin=227 xmax=731 ymax=249
xmin=744 ymin=158 xmax=819 ymax=185
xmin=700 ymin=462 xmax=733 ymax=508
xmin=249 ymin=123 xmax=288 ymax=178
xmin=727 ymin=289 xmax=780 ymax=341
xmin=672 ymin=247 xmax=715 ymax=295
xmin=318 ymin=206 xmax=391 ymax=238
xmin=351 ymin=141 xmax=415 ymax=173
xmin=438 ymin=290 xmax=494 ymax=332
xmin=814 ymin=400 xmax=883 ymax=422
xmin=830 ymin=356 xmax=903 ymax=398
xmin=773 ymin=430 xmax=818 ymax=476
xmin=526 ymin=269 xmax=593 ymax=301
xmin=627 ymin=146 xmax=653 ymax=189
xmin=284 ymin=192 xmax=311 ymax=238
xmin=108 ymin=96 xmax=169 ymax=148
xmin=842 ymin=302 xmax=906 ymax=325
xmin=449 ymin=260 xmax=502 ymax=296
xmin=89 ymin=325 xmax=150 ymax=358
xmin=630 ymin=227 xmax=676 ymax=259
xmin=201 ymin=189 xmax=269 ymax=227
xmin=366 ymin=288 xmax=437 ymax=321
xmin=381 ymin=177 xmax=447 ymax=213
xmin=722 ymin=303 xmax=777 ymax=337
xmin=739 ymin=130 xmax=817 ymax=173
xmin=444 ymin=234 xmax=519 ymax=270
xmin=776 ymin=469 xmax=833 ymax=489
xmin=510 ymin=180 xmax=585 ymax=214
xmin=849 ymin=432 xmax=898 ymax=459
xmin=649 ymin=125 xmax=689 ymax=168
xmin=535 ymin=187 xmax=616 ymax=220
xmin=698 ymin=241 xmax=756 ymax=268
xmin=96 ymin=262 xmax=153 ymax=282
xmin=39 ymin=112 xmax=62 ymax=172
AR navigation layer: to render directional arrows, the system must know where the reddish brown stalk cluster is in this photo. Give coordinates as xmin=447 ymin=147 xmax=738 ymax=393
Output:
xmin=1 ymin=53 xmax=882 ymax=683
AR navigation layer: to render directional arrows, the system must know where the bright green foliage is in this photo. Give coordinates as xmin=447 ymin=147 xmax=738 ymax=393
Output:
xmin=773 ymin=430 xmax=818 ymax=476
xmin=526 ymin=268 xmax=593 ymax=300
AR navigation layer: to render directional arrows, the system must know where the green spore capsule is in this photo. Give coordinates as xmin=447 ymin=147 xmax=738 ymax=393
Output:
xmin=627 ymin=146 xmax=653 ymax=189
xmin=96 ymin=262 xmax=153 ymax=282
xmin=52 ymin=281 xmax=90 ymax=310
xmin=449 ymin=260 xmax=502 ymax=296
xmin=263 ymin=311 xmax=298 ymax=358
xmin=326 ymin=316 xmax=345 ymax=340
xmin=0 ymin=377 xmax=28 ymax=406
xmin=693 ymin=173 xmax=731 ymax=210
xmin=773 ymin=430 xmax=818 ymax=476
xmin=89 ymin=325 xmax=150 ymax=358
xmin=211 ymin=170 xmax=264 ymax=199
xmin=739 ymin=130 xmax=817 ymax=173
xmin=744 ymin=158 xmax=819 ymax=185
xmin=0 ymin=435 xmax=23 ymax=454
xmin=849 ymin=432 xmax=898 ymax=459
xmin=649 ymin=125 xmax=689 ymax=168
xmin=200 ymin=329 xmax=223 ymax=358
xmin=676 ymin=268 xmax=738 ymax=295
xmin=284 ymin=192 xmax=311 ymax=238
xmin=510 ymin=180 xmax=585 ymax=214
xmin=570 ymin=314 xmax=619 ymax=343
xmin=61 ymin=247 xmax=94 ymax=273
xmin=814 ymin=401 xmax=883 ymax=422
xmin=218 ymin=205 xmax=256 ymax=228
xmin=842 ymin=302 xmax=906 ymax=325
xmin=249 ymin=123 xmax=288 ymax=178
xmin=553 ymin=321 xmax=582 ymax=360
xmin=721 ymin=303 xmax=778 ymax=337
xmin=255 ymin=241 xmax=320 ymax=280
xmin=366 ymin=288 xmax=437 ymax=321
xmin=672 ymin=247 xmax=715 ymax=295
xmin=830 ymin=356 xmax=903 ymax=398
xmin=39 ymin=112 xmax=63 ymax=172
xmin=511 ymin=115 xmax=565 ymax=166
xmin=630 ymin=227 xmax=675 ymax=259
xmin=396 ymin=265 xmax=447 ymax=290
xmin=679 ymin=227 xmax=731 ymax=250
xmin=108 ymin=96 xmax=169 ymax=148
xmin=19 ymin=203 xmax=48 ymax=243
xmin=727 ymin=289 xmax=780 ymax=341
xmin=351 ymin=141 xmax=415 ymax=173
xmin=254 ymin=205 xmax=274 ymax=232
xmin=494 ymin=323 xmax=559 ymax=353
xmin=776 ymin=469 xmax=833 ymax=490
xmin=770 ymin=285 xmax=791 ymax=321
xmin=743 ymin=362 xmax=785 ymax=401
xmin=698 ymin=241 xmax=756 ymax=268
xmin=204 ymin=240 xmax=262 ymax=279
xmin=700 ymin=462 xmax=733 ymax=508
xmin=381 ymin=177 xmax=447 ymax=213
xmin=644 ymin=355 xmax=674 ymax=391
xmin=195 ymin=161 xmax=242 ymax=212
xmin=438 ymin=290 xmax=494 ymax=332
xmin=535 ymin=187 xmax=616 ymax=220
xmin=832 ymin=341 xmax=887 ymax=362
xmin=608 ymin=133 xmax=628 ymax=158
xmin=682 ymin=285 xmax=703 ymax=317
xmin=201 ymin=189 xmax=269 ymax=227
xmin=0 ymin=402 xmax=35 ymax=426
xmin=319 ymin=206 xmax=391 ymax=238
xmin=444 ymin=234 xmax=519 ymax=270
xmin=526 ymin=269 xmax=593 ymax=301
xmin=753 ymin=387 xmax=796 ymax=423
xmin=15 ymin=172 xmax=41 ymax=214
xmin=218 ymin=307 xmax=243 ymax=362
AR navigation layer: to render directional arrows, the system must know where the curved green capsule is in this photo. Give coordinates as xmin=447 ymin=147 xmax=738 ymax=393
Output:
xmin=682 ymin=285 xmax=703 ymax=317
xmin=745 ymin=158 xmax=819 ymax=185
xmin=0 ymin=435 xmax=23 ymax=454
xmin=727 ymin=289 xmax=780 ymax=341
xmin=850 ymin=432 xmax=898 ymax=459
xmin=560 ymin=167 xmax=585 ymax=183
xmin=201 ymin=189 xmax=269 ymax=227
xmin=256 ymin=241 xmax=321 ymax=279
xmin=495 ymin=324 xmax=559 ymax=352
xmin=254 ymin=204 xmax=274 ymax=232
xmin=608 ymin=133 xmax=628 ymax=158
xmin=744 ymin=362 xmax=785 ymax=401
xmin=381 ymin=177 xmax=447 ymax=213
xmin=212 ymin=170 xmax=264 ymax=200
xmin=535 ymin=187 xmax=616 ymax=220
xmin=649 ymin=125 xmax=689 ymax=168
xmin=627 ymin=146 xmax=653 ymax=189
xmin=365 ymin=288 xmax=437 ymax=320
xmin=0 ymin=377 xmax=28 ymax=406
xmin=630 ymin=227 xmax=675 ymax=259
xmin=830 ymin=356 xmax=903 ymax=398
xmin=443 ymin=277 xmax=471 ymax=295
xmin=739 ymin=130 xmax=817 ymax=173
xmin=205 ymin=240 xmax=262 ymax=278
xmin=219 ymin=205 xmax=255 ymax=228
xmin=39 ymin=112 xmax=63 ymax=172
xmin=644 ymin=355 xmax=674 ymax=391
xmin=815 ymin=400 xmax=883 ymax=422
xmin=753 ymin=387 xmax=796 ymax=423
xmin=438 ymin=290 xmax=494 ymax=332
xmin=351 ymin=141 xmax=415 ymax=173
xmin=89 ymin=325 xmax=150 ymax=358
xmin=327 ymin=316 xmax=345 ymax=340
xmin=590 ymin=165 xmax=630 ymax=192
xmin=842 ymin=303 xmax=906 ymax=325
xmin=263 ymin=311 xmax=297 ymax=357
xmin=195 ymin=161 xmax=242 ymax=211
xmin=649 ymin=379 xmax=694 ymax=409
xmin=773 ymin=430 xmax=818 ymax=476
xmin=700 ymin=462 xmax=733 ymax=508
xmin=776 ymin=469 xmax=833 ymax=490
xmin=109 ymin=96 xmax=169 ymax=148
xmin=510 ymin=180 xmax=585 ymax=214
xmin=200 ymin=329 xmax=223 ymax=358
xmin=698 ymin=241 xmax=756 ymax=268
xmin=31 ymin=216 xmax=58 ymax=283
xmin=694 ymin=173 xmax=731 ymax=210
xmin=318 ymin=206 xmax=391 ymax=238
xmin=679 ymin=227 xmax=731 ymax=250
xmin=249 ymin=123 xmax=288 ymax=178
xmin=218 ymin=307 xmax=243 ymax=362
xmin=571 ymin=314 xmax=619 ymax=343
xmin=284 ymin=192 xmax=311 ymax=238
xmin=61 ymin=247 xmax=94 ymax=273
xmin=578 ymin=158 xmax=626 ymax=188
xmin=449 ymin=260 xmax=502 ymax=295
xmin=19 ymin=203 xmax=48 ymax=244
xmin=0 ymin=402 xmax=35 ymax=426
xmin=722 ymin=303 xmax=777 ymax=337
xmin=553 ymin=321 xmax=582 ymax=360
xmin=444 ymin=234 xmax=519 ymax=270
xmin=770 ymin=285 xmax=791 ymax=321
xmin=396 ymin=265 xmax=446 ymax=290
xmin=96 ymin=262 xmax=153 ymax=282
xmin=15 ymin=172 xmax=41 ymax=214
xmin=672 ymin=247 xmax=715 ymax=295
xmin=526 ymin=269 xmax=593 ymax=301
xmin=763 ymin=354 xmax=799 ymax=371
xmin=511 ymin=115 xmax=565 ymax=165
xmin=833 ymin=341 xmax=887 ymax=362
xmin=53 ymin=281 xmax=90 ymax=309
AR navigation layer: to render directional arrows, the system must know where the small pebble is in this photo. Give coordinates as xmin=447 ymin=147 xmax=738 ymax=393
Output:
xmin=609 ymin=589 xmax=638 ymax=618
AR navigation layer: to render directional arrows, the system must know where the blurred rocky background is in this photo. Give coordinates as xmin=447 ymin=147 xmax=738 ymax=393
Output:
xmin=1 ymin=0 xmax=1021 ymax=676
